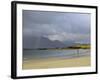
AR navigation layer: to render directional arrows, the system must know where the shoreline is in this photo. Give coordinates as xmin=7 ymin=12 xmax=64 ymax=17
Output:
xmin=22 ymin=56 xmax=91 ymax=69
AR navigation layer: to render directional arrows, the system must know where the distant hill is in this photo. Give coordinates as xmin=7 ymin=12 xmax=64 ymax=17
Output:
xmin=23 ymin=36 xmax=76 ymax=49
xmin=63 ymin=41 xmax=77 ymax=46
xmin=23 ymin=36 xmax=91 ymax=49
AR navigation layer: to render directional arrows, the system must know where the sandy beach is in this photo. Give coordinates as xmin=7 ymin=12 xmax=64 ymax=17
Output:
xmin=22 ymin=56 xmax=91 ymax=69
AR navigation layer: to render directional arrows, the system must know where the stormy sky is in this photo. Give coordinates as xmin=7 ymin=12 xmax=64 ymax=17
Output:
xmin=23 ymin=10 xmax=91 ymax=48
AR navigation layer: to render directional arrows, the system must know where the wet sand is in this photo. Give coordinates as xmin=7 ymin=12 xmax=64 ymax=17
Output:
xmin=22 ymin=56 xmax=91 ymax=69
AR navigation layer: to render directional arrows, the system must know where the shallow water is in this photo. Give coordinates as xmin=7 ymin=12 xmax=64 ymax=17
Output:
xmin=23 ymin=49 xmax=90 ymax=61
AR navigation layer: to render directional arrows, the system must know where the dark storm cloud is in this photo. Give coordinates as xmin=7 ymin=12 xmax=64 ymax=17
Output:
xmin=23 ymin=10 xmax=91 ymax=46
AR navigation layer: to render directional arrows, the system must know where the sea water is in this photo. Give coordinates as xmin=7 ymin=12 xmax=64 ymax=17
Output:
xmin=23 ymin=49 xmax=90 ymax=61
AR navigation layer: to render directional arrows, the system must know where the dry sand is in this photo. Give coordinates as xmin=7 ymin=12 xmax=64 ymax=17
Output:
xmin=22 ymin=56 xmax=91 ymax=69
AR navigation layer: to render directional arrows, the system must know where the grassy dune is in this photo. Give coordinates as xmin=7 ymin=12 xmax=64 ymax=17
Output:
xmin=22 ymin=56 xmax=91 ymax=69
